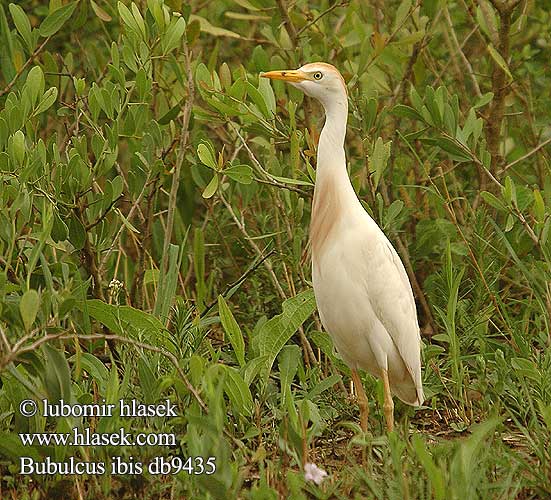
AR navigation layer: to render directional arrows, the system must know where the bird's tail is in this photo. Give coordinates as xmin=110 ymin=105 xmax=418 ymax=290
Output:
xmin=393 ymin=382 xmax=424 ymax=407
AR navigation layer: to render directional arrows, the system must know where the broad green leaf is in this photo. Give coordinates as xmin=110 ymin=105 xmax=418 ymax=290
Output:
xmin=20 ymin=289 xmax=39 ymax=331
xmin=222 ymin=365 xmax=254 ymax=417
xmin=480 ymin=191 xmax=506 ymax=211
xmin=0 ymin=434 xmax=42 ymax=462
xmin=370 ymin=137 xmax=392 ymax=189
xmin=202 ymin=174 xmax=218 ymax=198
xmin=392 ymin=104 xmax=424 ymax=121
xmin=68 ymin=215 xmax=86 ymax=250
xmin=91 ymin=0 xmax=112 ymax=22
xmin=306 ymin=373 xmax=342 ymax=400
xmin=33 ymin=87 xmax=58 ymax=115
xmin=197 ymin=142 xmax=217 ymax=169
xmin=258 ymin=77 xmax=276 ymax=117
xmin=384 ymin=199 xmax=404 ymax=228
xmin=82 ymin=300 xmax=166 ymax=340
xmin=39 ymin=2 xmax=77 ymax=37
xmin=42 ymin=344 xmax=72 ymax=403
xmin=256 ymin=289 xmax=316 ymax=381
xmin=245 ymin=81 xmax=270 ymax=119
xmin=117 ymin=2 xmax=141 ymax=35
xmin=9 ymin=3 xmax=32 ymax=52
xmin=25 ymin=66 xmax=44 ymax=106
xmin=218 ymin=295 xmax=246 ymax=367
xmin=131 ymin=2 xmax=146 ymax=39
xmin=190 ymin=14 xmax=241 ymax=39
xmin=423 ymin=136 xmax=471 ymax=161
xmin=12 ymin=130 xmax=25 ymax=165
xmin=162 ymin=17 xmax=186 ymax=54
xmin=473 ymin=92 xmax=494 ymax=109
xmin=225 ymin=164 xmax=253 ymax=184
xmin=503 ymin=176 xmax=516 ymax=206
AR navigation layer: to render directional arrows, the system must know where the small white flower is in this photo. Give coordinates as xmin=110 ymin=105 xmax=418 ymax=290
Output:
xmin=108 ymin=279 xmax=124 ymax=303
xmin=304 ymin=462 xmax=328 ymax=485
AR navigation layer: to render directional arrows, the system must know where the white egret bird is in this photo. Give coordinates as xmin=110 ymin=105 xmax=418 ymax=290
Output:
xmin=262 ymin=63 xmax=424 ymax=432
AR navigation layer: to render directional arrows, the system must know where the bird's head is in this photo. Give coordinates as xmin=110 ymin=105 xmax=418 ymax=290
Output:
xmin=261 ymin=62 xmax=347 ymax=111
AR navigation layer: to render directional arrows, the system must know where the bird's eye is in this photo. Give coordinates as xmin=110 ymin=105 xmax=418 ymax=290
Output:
xmin=313 ymin=71 xmax=323 ymax=80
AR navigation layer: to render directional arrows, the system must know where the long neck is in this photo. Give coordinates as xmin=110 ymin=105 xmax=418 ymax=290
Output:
xmin=310 ymin=93 xmax=360 ymax=260
xmin=317 ymin=97 xmax=348 ymax=174
xmin=314 ymin=94 xmax=357 ymax=209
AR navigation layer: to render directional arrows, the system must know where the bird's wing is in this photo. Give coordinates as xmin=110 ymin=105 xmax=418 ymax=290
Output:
xmin=357 ymin=221 xmax=422 ymax=389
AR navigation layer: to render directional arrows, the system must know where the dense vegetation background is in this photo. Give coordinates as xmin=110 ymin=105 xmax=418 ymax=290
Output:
xmin=0 ymin=0 xmax=550 ymax=498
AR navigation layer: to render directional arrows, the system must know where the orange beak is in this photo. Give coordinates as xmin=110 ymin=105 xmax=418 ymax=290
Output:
xmin=260 ymin=69 xmax=309 ymax=83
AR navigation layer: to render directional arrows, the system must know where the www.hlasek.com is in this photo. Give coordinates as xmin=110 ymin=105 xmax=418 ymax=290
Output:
xmin=17 ymin=398 xmax=216 ymax=476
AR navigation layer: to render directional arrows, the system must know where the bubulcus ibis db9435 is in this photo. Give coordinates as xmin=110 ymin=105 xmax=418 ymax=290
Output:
xmin=262 ymin=63 xmax=424 ymax=432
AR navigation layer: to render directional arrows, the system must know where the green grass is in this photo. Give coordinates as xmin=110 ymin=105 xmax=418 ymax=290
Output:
xmin=1 ymin=0 xmax=551 ymax=498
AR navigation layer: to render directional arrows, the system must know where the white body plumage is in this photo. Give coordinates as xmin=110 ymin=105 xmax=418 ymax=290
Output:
xmin=262 ymin=63 xmax=424 ymax=428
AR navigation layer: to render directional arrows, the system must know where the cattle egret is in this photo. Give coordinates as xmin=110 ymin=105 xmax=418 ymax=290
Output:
xmin=262 ymin=63 xmax=424 ymax=432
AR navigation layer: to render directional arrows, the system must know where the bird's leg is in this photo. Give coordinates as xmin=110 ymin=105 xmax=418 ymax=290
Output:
xmin=381 ymin=368 xmax=394 ymax=432
xmin=351 ymin=369 xmax=369 ymax=432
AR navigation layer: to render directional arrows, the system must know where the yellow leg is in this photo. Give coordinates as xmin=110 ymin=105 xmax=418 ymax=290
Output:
xmin=381 ymin=368 xmax=394 ymax=432
xmin=351 ymin=369 xmax=369 ymax=432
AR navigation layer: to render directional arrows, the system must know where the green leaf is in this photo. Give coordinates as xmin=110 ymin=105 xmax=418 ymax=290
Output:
xmin=256 ymin=289 xmax=316 ymax=381
xmin=197 ymin=142 xmax=217 ymax=169
xmin=533 ymin=189 xmax=545 ymax=222
xmin=306 ymin=373 xmax=342 ymax=400
xmin=42 ymin=344 xmax=72 ymax=402
xmin=12 ymin=130 xmax=25 ymax=165
xmin=270 ymin=174 xmax=313 ymax=187
xmin=218 ymin=295 xmax=246 ymax=367
xmin=162 ymin=17 xmax=186 ymax=54
xmin=33 ymin=87 xmax=58 ymax=115
xmin=222 ymin=366 xmax=254 ymax=417
xmin=473 ymin=92 xmax=494 ymax=109
xmin=278 ymin=344 xmax=301 ymax=406
xmin=503 ymin=175 xmax=516 ymax=206
xmin=392 ymin=104 xmax=424 ymax=122
xmin=158 ymin=102 xmax=182 ymax=125
xmin=370 ymin=137 xmax=392 ymax=189
xmin=9 ymin=3 xmax=32 ymax=52
xmin=117 ymin=2 xmax=141 ymax=35
xmin=78 ymin=353 xmax=110 ymax=392
xmin=202 ymin=174 xmax=219 ymax=198
xmin=384 ymin=199 xmax=404 ymax=228
xmin=68 ymin=215 xmax=86 ymax=250
xmin=90 ymin=0 xmax=112 ymax=22
xmin=131 ymin=2 xmax=146 ymax=39
xmin=154 ymin=243 xmax=183 ymax=322
xmin=393 ymin=0 xmax=412 ymax=31
xmin=83 ymin=300 xmax=166 ymax=338
xmin=225 ymin=164 xmax=253 ymax=184
xmin=257 ymin=77 xmax=276 ymax=117
xmin=412 ymin=435 xmax=445 ymax=500
xmin=245 ymin=81 xmax=270 ymax=119
xmin=189 ymin=14 xmax=241 ymax=39
xmin=20 ymin=289 xmax=39 ymax=331
xmin=423 ymin=136 xmax=472 ymax=161
xmin=480 ymin=191 xmax=506 ymax=211
xmin=25 ymin=66 xmax=44 ymax=106
xmin=487 ymin=45 xmax=513 ymax=80
xmin=39 ymin=2 xmax=78 ymax=37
